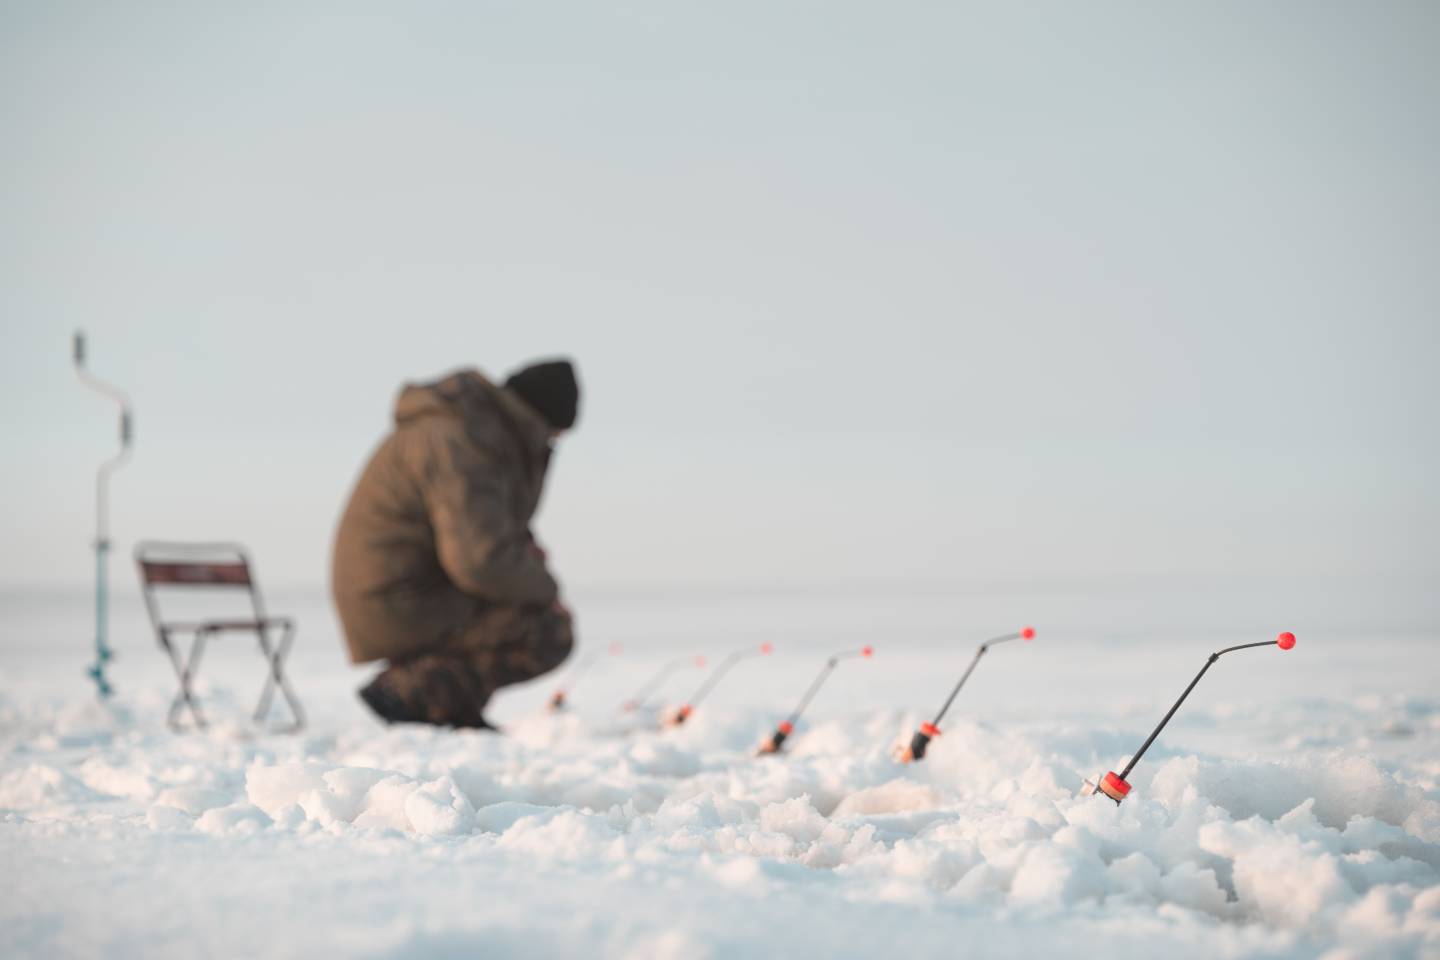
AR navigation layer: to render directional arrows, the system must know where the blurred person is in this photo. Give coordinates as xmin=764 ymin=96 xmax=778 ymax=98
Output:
xmin=332 ymin=359 xmax=579 ymax=728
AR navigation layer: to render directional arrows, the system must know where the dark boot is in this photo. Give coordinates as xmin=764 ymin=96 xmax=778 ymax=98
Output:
xmin=359 ymin=664 xmax=501 ymax=731
xmin=358 ymin=676 xmax=420 ymax=724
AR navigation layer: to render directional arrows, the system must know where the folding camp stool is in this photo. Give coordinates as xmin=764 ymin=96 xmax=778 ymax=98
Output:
xmin=135 ymin=541 xmax=305 ymax=732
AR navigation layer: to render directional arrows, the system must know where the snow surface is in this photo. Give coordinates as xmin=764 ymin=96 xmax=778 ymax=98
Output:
xmin=2 ymin=584 xmax=1438 ymax=959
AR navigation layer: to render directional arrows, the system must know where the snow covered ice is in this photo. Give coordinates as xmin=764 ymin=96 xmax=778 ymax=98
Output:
xmin=3 ymin=584 xmax=1438 ymax=959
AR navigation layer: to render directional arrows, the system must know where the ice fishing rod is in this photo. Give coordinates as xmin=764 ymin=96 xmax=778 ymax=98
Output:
xmin=897 ymin=626 xmax=1035 ymax=763
xmin=665 ymin=642 xmax=773 ymax=727
xmin=73 ymin=331 xmax=133 ymax=699
xmin=619 ymin=654 xmax=708 ymax=714
xmin=548 ymin=641 xmax=623 ymax=711
xmin=757 ymin=646 xmax=873 ymax=754
xmin=1085 ymin=631 xmax=1297 ymax=804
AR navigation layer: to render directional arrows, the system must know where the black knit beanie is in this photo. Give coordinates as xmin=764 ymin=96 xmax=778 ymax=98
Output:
xmin=504 ymin=359 xmax=579 ymax=430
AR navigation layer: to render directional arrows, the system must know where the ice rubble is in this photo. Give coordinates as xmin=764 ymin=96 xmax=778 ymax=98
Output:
xmin=2 ymin=691 xmax=1437 ymax=959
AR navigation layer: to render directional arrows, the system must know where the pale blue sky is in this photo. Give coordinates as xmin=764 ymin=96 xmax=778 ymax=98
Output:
xmin=3 ymin=2 xmax=1437 ymax=613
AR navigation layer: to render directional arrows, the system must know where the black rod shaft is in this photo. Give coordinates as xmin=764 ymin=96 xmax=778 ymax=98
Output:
xmin=929 ymin=632 xmax=1022 ymax=726
xmin=561 ymin=655 xmax=598 ymax=691
xmin=1117 ymin=639 xmax=1278 ymax=780
xmin=623 ymin=659 xmax=684 ymax=709
xmin=932 ymin=648 xmax=985 ymax=726
xmin=688 ymin=652 xmax=743 ymax=706
xmin=1118 ymin=657 xmax=1214 ymax=779
xmin=1214 ymin=640 xmax=1277 ymax=657
xmin=788 ymin=659 xmax=838 ymax=724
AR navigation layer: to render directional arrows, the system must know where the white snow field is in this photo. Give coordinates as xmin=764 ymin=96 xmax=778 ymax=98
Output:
xmin=2 ymin=581 xmax=1438 ymax=959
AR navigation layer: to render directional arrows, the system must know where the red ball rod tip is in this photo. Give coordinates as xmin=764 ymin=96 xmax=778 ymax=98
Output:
xmin=760 ymin=642 xmax=774 ymax=655
xmin=1021 ymin=626 xmax=1036 ymax=640
xmin=694 ymin=655 xmax=707 ymax=667
xmin=861 ymin=645 xmax=874 ymax=657
xmin=1277 ymin=631 xmax=1296 ymax=651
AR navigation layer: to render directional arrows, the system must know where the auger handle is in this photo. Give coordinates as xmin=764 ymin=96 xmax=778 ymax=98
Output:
xmin=72 ymin=329 xmax=133 ymax=700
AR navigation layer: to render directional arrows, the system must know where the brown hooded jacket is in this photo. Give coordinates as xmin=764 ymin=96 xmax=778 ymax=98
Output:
xmin=332 ymin=370 xmax=559 ymax=664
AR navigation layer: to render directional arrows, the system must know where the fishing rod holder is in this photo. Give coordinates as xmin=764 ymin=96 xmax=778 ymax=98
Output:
xmin=899 ymin=722 xmax=941 ymax=763
xmin=756 ymin=721 xmax=792 ymax=754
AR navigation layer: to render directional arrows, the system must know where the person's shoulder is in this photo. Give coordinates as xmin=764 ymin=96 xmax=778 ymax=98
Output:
xmin=398 ymin=411 xmax=465 ymax=448
xmin=400 ymin=410 xmax=508 ymax=467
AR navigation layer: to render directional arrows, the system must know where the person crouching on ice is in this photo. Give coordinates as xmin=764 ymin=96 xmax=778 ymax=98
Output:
xmin=332 ymin=360 xmax=579 ymax=729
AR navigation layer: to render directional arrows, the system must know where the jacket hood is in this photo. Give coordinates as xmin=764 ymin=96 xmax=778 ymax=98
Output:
xmin=394 ymin=369 xmax=552 ymax=461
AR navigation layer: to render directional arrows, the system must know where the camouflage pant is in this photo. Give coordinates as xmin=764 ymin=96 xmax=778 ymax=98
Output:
xmin=369 ymin=604 xmax=573 ymax=727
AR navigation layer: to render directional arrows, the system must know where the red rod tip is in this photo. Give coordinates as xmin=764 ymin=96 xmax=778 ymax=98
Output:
xmin=777 ymin=720 xmax=793 ymax=734
xmin=694 ymin=655 xmax=707 ymax=667
xmin=1277 ymin=631 xmax=1296 ymax=650
xmin=861 ymin=645 xmax=874 ymax=657
xmin=760 ymin=642 xmax=774 ymax=655
xmin=1021 ymin=626 xmax=1036 ymax=640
